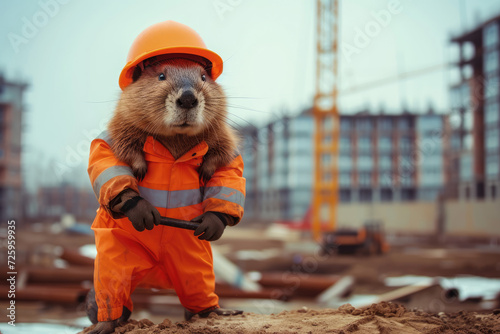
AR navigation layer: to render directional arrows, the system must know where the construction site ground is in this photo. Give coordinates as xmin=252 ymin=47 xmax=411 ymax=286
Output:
xmin=2 ymin=222 xmax=500 ymax=333
xmin=76 ymin=302 xmax=500 ymax=334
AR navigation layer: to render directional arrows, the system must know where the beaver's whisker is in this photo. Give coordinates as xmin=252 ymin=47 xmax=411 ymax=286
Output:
xmin=227 ymin=104 xmax=272 ymax=114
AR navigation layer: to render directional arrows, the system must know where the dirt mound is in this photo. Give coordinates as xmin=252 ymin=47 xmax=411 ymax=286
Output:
xmin=80 ymin=302 xmax=500 ymax=334
xmin=338 ymin=301 xmax=407 ymax=317
xmin=430 ymin=310 xmax=500 ymax=334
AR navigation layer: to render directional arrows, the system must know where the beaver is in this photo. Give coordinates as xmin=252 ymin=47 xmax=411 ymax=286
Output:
xmin=86 ymin=55 xmax=244 ymax=334
xmin=108 ymin=55 xmax=239 ymax=182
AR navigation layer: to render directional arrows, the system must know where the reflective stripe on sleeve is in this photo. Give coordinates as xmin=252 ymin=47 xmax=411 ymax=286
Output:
xmin=93 ymin=165 xmax=134 ymax=198
xmin=96 ymin=130 xmax=113 ymax=146
xmin=203 ymin=186 xmax=245 ymax=207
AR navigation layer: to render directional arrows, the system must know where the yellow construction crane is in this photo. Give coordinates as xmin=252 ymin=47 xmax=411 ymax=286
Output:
xmin=312 ymin=0 xmax=339 ymax=240
xmin=311 ymin=1 xmax=430 ymax=254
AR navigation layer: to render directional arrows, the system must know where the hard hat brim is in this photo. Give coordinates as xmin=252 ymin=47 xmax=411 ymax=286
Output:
xmin=119 ymin=46 xmax=223 ymax=90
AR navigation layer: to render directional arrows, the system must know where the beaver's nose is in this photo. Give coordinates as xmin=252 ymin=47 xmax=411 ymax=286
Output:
xmin=176 ymin=91 xmax=198 ymax=109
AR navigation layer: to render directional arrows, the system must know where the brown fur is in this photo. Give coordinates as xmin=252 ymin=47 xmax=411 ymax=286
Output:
xmin=108 ymin=59 xmax=239 ymax=182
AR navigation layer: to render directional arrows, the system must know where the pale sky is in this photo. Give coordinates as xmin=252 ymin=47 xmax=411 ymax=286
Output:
xmin=1 ymin=0 xmax=500 ymax=190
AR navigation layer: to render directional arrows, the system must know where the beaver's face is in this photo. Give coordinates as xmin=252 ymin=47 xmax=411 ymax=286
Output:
xmin=122 ymin=58 xmax=226 ymax=136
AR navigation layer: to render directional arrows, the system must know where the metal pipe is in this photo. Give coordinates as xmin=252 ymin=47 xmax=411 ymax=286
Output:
xmin=27 ymin=266 xmax=93 ymax=283
xmin=61 ymin=248 xmax=95 ymax=267
xmin=0 ymin=285 xmax=88 ymax=304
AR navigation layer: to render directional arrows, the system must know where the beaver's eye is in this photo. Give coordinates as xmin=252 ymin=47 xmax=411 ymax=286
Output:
xmin=158 ymin=73 xmax=166 ymax=81
xmin=201 ymin=74 xmax=206 ymax=82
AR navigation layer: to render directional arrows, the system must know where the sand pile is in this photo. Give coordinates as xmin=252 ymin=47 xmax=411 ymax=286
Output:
xmin=80 ymin=302 xmax=500 ymax=334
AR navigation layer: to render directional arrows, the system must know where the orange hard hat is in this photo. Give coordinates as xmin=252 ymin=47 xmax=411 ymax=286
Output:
xmin=119 ymin=20 xmax=223 ymax=90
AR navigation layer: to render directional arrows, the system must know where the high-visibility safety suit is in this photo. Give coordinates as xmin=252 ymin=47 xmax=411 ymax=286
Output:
xmin=87 ymin=131 xmax=245 ymax=322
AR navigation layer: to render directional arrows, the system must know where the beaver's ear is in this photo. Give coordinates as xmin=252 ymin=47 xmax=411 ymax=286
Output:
xmin=132 ymin=66 xmax=142 ymax=82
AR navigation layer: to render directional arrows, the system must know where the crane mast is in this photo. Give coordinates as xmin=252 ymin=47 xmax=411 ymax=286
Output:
xmin=312 ymin=0 xmax=339 ymax=240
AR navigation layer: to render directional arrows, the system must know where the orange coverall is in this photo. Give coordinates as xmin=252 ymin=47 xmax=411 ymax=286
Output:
xmin=87 ymin=131 xmax=245 ymax=322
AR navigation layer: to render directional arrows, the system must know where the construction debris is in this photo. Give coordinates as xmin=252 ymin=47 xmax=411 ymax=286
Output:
xmin=2 ymin=223 xmax=500 ymax=331
xmin=78 ymin=301 xmax=500 ymax=334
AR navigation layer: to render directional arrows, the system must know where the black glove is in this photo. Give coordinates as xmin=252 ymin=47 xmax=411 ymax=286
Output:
xmin=109 ymin=189 xmax=160 ymax=232
xmin=192 ymin=212 xmax=231 ymax=241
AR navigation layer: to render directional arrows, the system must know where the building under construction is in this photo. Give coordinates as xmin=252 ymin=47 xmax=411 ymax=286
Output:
xmin=35 ymin=184 xmax=97 ymax=221
xmin=241 ymin=109 xmax=449 ymax=221
xmin=449 ymin=14 xmax=500 ymax=200
xmin=0 ymin=75 xmax=26 ymax=222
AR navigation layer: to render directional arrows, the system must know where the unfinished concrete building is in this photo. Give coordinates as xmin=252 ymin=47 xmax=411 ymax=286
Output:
xmin=449 ymin=14 xmax=500 ymax=200
xmin=0 ymin=75 xmax=27 ymax=222
xmin=241 ymin=109 xmax=448 ymax=221
xmin=36 ymin=184 xmax=98 ymax=221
